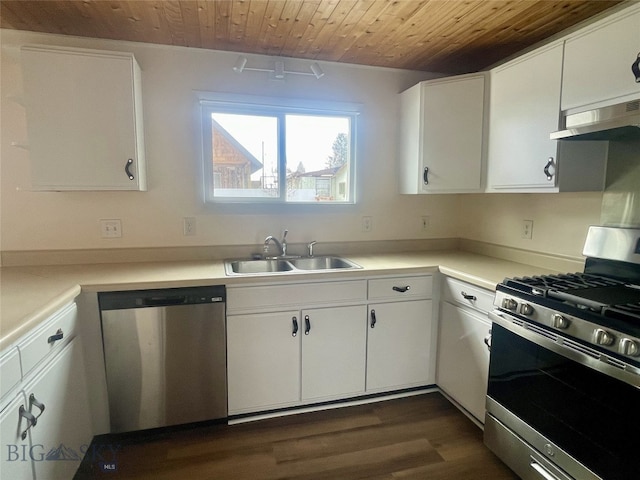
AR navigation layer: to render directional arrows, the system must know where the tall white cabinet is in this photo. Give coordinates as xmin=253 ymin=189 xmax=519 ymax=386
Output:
xmin=21 ymin=45 xmax=146 ymax=191
xmin=399 ymin=74 xmax=486 ymax=194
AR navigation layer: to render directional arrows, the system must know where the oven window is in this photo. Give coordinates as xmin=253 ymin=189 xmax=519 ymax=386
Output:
xmin=488 ymin=324 xmax=639 ymax=480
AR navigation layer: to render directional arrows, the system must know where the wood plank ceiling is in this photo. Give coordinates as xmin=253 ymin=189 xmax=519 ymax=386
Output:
xmin=0 ymin=0 xmax=625 ymax=74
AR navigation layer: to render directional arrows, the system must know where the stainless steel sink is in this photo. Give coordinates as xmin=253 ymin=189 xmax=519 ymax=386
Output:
xmin=227 ymin=259 xmax=293 ymax=274
xmin=224 ymin=256 xmax=361 ymax=275
xmin=289 ymin=256 xmax=359 ymax=271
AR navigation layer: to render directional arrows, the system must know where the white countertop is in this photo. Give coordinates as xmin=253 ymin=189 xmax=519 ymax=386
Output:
xmin=0 ymin=250 xmax=564 ymax=350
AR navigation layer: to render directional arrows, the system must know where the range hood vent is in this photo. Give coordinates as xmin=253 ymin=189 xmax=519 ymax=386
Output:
xmin=551 ymin=99 xmax=640 ymax=141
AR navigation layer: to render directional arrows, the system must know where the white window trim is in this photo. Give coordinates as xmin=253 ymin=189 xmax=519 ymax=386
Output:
xmin=198 ymin=92 xmax=360 ymax=206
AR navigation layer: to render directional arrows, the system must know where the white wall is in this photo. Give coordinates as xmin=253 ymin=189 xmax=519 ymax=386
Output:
xmin=1 ymin=29 xmax=604 ymax=261
xmin=1 ymin=29 xmax=462 ymax=253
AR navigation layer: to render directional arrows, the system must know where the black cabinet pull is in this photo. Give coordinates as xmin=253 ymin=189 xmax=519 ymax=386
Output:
xmin=461 ymin=291 xmax=477 ymax=301
xmin=370 ymin=309 xmax=377 ymax=328
xmin=292 ymin=316 xmax=298 ymax=337
xmin=423 ymin=166 xmax=429 ymax=185
xmin=484 ymin=330 xmax=492 ymax=352
xmin=543 ymin=157 xmax=555 ymax=181
xmin=304 ymin=315 xmax=311 ymax=335
xmin=392 ymin=286 xmax=410 ymax=293
xmin=29 ymin=394 xmax=45 ymax=420
xmin=19 ymin=405 xmax=37 ymax=440
xmin=47 ymin=328 xmax=64 ymax=344
xmin=125 ymin=158 xmax=135 ymax=181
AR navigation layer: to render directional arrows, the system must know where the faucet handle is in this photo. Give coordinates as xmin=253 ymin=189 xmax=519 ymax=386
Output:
xmin=307 ymin=240 xmax=318 ymax=257
xmin=282 ymin=229 xmax=288 ymax=241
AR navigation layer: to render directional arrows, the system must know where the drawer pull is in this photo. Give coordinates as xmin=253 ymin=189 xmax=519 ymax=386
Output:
xmin=392 ymin=286 xmax=410 ymax=293
xmin=304 ymin=315 xmax=311 ymax=335
xmin=370 ymin=309 xmax=377 ymax=328
xmin=461 ymin=291 xmax=477 ymax=301
xmin=292 ymin=316 xmax=298 ymax=337
xmin=19 ymin=405 xmax=37 ymax=440
xmin=47 ymin=328 xmax=64 ymax=344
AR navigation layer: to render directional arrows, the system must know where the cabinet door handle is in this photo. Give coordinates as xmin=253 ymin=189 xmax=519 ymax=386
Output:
xmin=125 ymin=158 xmax=135 ymax=180
xmin=29 ymin=393 xmax=45 ymax=420
xmin=484 ymin=330 xmax=492 ymax=352
xmin=47 ymin=328 xmax=64 ymax=344
xmin=423 ymin=166 xmax=429 ymax=185
xmin=392 ymin=285 xmax=410 ymax=293
xmin=292 ymin=316 xmax=298 ymax=337
xmin=461 ymin=291 xmax=477 ymax=301
xmin=543 ymin=157 xmax=555 ymax=181
xmin=19 ymin=405 xmax=37 ymax=440
xmin=370 ymin=309 xmax=377 ymax=328
xmin=304 ymin=315 xmax=311 ymax=335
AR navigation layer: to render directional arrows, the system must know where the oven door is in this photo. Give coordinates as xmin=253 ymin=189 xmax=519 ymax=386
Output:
xmin=485 ymin=311 xmax=640 ymax=480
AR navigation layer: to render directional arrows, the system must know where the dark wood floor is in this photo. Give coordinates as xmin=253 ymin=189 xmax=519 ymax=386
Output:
xmin=75 ymin=392 xmax=519 ymax=479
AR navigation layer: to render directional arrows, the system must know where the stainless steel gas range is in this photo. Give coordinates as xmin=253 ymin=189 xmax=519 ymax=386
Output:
xmin=485 ymin=226 xmax=640 ymax=480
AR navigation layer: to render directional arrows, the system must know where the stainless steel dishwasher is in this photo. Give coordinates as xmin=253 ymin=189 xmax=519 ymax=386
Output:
xmin=98 ymin=285 xmax=226 ymax=433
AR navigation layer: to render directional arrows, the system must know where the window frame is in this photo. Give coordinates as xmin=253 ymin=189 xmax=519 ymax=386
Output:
xmin=200 ymin=93 xmax=359 ymax=206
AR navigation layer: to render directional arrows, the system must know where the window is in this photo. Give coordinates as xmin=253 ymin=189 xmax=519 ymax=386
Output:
xmin=201 ymin=96 xmax=358 ymax=204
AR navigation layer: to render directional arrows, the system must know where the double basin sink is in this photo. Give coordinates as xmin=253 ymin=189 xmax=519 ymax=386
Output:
xmin=225 ymin=256 xmax=362 ymax=276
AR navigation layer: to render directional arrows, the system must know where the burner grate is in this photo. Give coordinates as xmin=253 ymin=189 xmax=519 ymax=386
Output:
xmin=505 ymin=273 xmax=624 ymax=295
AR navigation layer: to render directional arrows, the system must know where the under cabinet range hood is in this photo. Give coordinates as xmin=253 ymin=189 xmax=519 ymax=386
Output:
xmin=551 ymin=99 xmax=640 ymax=141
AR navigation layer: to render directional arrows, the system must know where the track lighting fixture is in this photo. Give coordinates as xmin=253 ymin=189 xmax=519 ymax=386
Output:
xmin=231 ymin=55 xmax=325 ymax=80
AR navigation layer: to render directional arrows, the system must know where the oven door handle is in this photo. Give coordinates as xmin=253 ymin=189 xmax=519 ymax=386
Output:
xmin=530 ymin=457 xmax=564 ymax=480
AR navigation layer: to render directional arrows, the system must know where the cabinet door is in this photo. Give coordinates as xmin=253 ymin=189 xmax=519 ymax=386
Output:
xmin=301 ymin=305 xmax=367 ymax=401
xmin=399 ymin=74 xmax=485 ymax=194
xmin=437 ymin=302 xmax=491 ymax=422
xmin=227 ymin=311 xmax=301 ymax=414
xmin=366 ymin=300 xmax=433 ymax=392
xmin=487 ymin=44 xmax=563 ymax=190
xmin=26 ymin=338 xmax=93 ymax=479
xmin=21 ymin=46 xmax=146 ymax=191
xmin=562 ymin=6 xmax=640 ymax=110
xmin=0 ymin=392 xmax=35 ymax=480
xmin=420 ymin=75 xmax=485 ymax=193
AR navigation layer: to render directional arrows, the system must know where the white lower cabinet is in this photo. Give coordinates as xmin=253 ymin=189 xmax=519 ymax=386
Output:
xmin=227 ymin=311 xmax=301 ymax=413
xmin=0 ymin=303 xmax=94 ymax=479
xmin=366 ymin=300 xmax=433 ymax=393
xmin=227 ymin=305 xmax=367 ymax=414
xmin=0 ymin=337 xmax=93 ymax=479
xmin=226 ymin=275 xmax=435 ymax=416
xmin=301 ymin=305 xmax=367 ymax=401
xmin=437 ymin=278 xmax=493 ymax=423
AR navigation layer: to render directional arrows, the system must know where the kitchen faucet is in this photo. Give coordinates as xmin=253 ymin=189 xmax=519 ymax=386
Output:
xmin=264 ymin=229 xmax=288 ymax=257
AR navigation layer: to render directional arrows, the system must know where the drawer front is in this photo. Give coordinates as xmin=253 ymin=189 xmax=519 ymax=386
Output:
xmin=0 ymin=348 xmax=21 ymax=401
xmin=227 ymin=280 xmax=367 ymax=312
xmin=19 ymin=302 xmax=78 ymax=377
xmin=442 ymin=277 xmax=494 ymax=313
xmin=368 ymin=276 xmax=432 ymax=301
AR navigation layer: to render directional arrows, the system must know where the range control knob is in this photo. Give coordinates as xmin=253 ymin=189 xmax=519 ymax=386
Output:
xmin=619 ymin=338 xmax=639 ymax=357
xmin=551 ymin=314 xmax=570 ymax=329
xmin=593 ymin=328 xmax=615 ymax=346
xmin=502 ymin=298 xmax=518 ymax=310
xmin=519 ymin=303 xmax=534 ymax=315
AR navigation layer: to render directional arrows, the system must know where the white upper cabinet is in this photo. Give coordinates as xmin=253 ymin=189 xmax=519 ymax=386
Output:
xmin=21 ymin=45 xmax=146 ymax=191
xmin=487 ymin=44 xmax=563 ymax=191
xmin=399 ymin=73 xmax=486 ymax=194
xmin=561 ymin=4 xmax=640 ymax=111
xmin=486 ymin=43 xmax=607 ymax=193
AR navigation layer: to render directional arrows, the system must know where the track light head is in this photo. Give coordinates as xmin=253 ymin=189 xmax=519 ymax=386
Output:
xmin=233 ymin=56 xmax=247 ymax=73
xmin=310 ymin=62 xmax=324 ymax=79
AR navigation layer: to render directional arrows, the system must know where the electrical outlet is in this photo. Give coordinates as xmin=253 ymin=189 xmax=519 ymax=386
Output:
xmin=183 ymin=217 xmax=196 ymax=236
xmin=420 ymin=215 xmax=430 ymax=231
xmin=100 ymin=219 xmax=122 ymax=238
xmin=362 ymin=216 xmax=372 ymax=232
xmin=522 ymin=220 xmax=533 ymax=240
